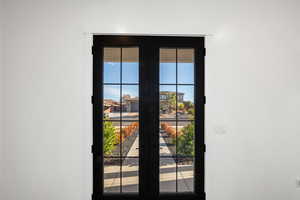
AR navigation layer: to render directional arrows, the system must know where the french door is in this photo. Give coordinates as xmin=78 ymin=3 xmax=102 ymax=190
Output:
xmin=92 ymin=36 xmax=205 ymax=200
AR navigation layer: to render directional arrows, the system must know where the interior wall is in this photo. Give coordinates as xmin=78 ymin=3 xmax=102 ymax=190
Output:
xmin=2 ymin=0 xmax=300 ymax=200
xmin=0 ymin=0 xmax=4 ymax=198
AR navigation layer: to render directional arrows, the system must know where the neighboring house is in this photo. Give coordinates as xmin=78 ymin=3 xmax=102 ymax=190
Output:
xmin=160 ymin=91 xmax=184 ymax=102
xmin=159 ymin=91 xmax=185 ymax=114
xmin=103 ymin=99 xmax=121 ymax=112
xmin=122 ymin=95 xmax=139 ymax=112
xmin=104 ymin=95 xmax=139 ymax=113
xmin=104 ymin=91 xmax=184 ymax=114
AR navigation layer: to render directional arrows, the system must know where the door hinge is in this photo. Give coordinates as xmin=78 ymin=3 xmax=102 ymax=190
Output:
xmin=91 ymin=145 xmax=99 ymax=155
xmin=91 ymin=145 xmax=101 ymax=155
xmin=91 ymin=96 xmax=94 ymax=104
xmin=91 ymin=193 xmax=98 ymax=200
xmin=203 ymin=144 xmax=206 ymax=152
xmin=92 ymin=46 xmax=95 ymax=55
xmin=91 ymin=145 xmax=94 ymax=154
xmin=202 ymin=48 xmax=206 ymax=56
xmin=204 ymin=96 xmax=206 ymax=104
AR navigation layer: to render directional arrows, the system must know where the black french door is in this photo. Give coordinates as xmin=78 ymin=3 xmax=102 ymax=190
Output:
xmin=92 ymin=36 xmax=205 ymax=200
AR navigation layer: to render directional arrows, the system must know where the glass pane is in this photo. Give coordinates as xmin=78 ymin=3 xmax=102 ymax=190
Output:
xmin=159 ymin=120 xmax=195 ymax=193
xmin=121 ymin=121 xmax=139 ymax=193
xmin=177 ymin=49 xmax=194 ymax=84
xmin=103 ymin=121 xmax=121 ymax=156
xmin=122 ymin=85 xmax=139 ymax=120
xmin=104 ymin=85 xmax=120 ymax=120
xmin=104 ymin=48 xmax=121 ymax=83
xmin=176 ymin=121 xmax=195 ymax=157
xmin=104 ymin=157 xmax=121 ymax=193
xmin=121 ymin=121 xmax=139 ymax=157
xmin=122 ymin=157 xmax=139 ymax=193
xmin=160 ymin=157 xmax=176 ymax=193
xmin=160 ymin=121 xmax=177 ymax=157
xmin=103 ymin=47 xmax=140 ymax=194
xmin=178 ymin=158 xmax=194 ymax=192
xmin=160 ymin=49 xmax=176 ymax=84
xmin=177 ymin=86 xmax=194 ymax=120
xmin=159 ymin=47 xmax=195 ymax=193
xmin=160 ymin=120 xmax=178 ymax=193
xmin=160 ymin=85 xmax=176 ymax=120
xmin=122 ymin=48 xmax=139 ymax=83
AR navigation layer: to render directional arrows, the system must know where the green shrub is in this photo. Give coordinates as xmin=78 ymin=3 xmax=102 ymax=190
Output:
xmin=177 ymin=122 xmax=194 ymax=156
xmin=178 ymin=103 xmax=185 ymax=111
xmin=187 ymin=108 xmax=194 ymax=116
xmin=103 ymin=121 xmax=116 ymax=155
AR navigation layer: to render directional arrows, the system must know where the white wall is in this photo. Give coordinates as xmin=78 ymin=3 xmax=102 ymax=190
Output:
xmin=2 ymin=0 xmax=300 ymax=200
xmin=0 ymin=0 xmax=4 ymax=198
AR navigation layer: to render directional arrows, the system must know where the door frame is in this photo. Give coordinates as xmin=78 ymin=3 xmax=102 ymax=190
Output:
xmin=92 ymin=35 xmax=205 ymax=200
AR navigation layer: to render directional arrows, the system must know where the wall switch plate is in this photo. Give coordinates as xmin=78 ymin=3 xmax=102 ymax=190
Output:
xmin=296 ymin=178 xmax=300 ymax=188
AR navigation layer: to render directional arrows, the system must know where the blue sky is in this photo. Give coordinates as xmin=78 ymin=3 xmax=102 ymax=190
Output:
xmin=104 ymin=62 xmax=194 ymax=102
xmin=160 ymin=63 xmax=194 ymax=84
